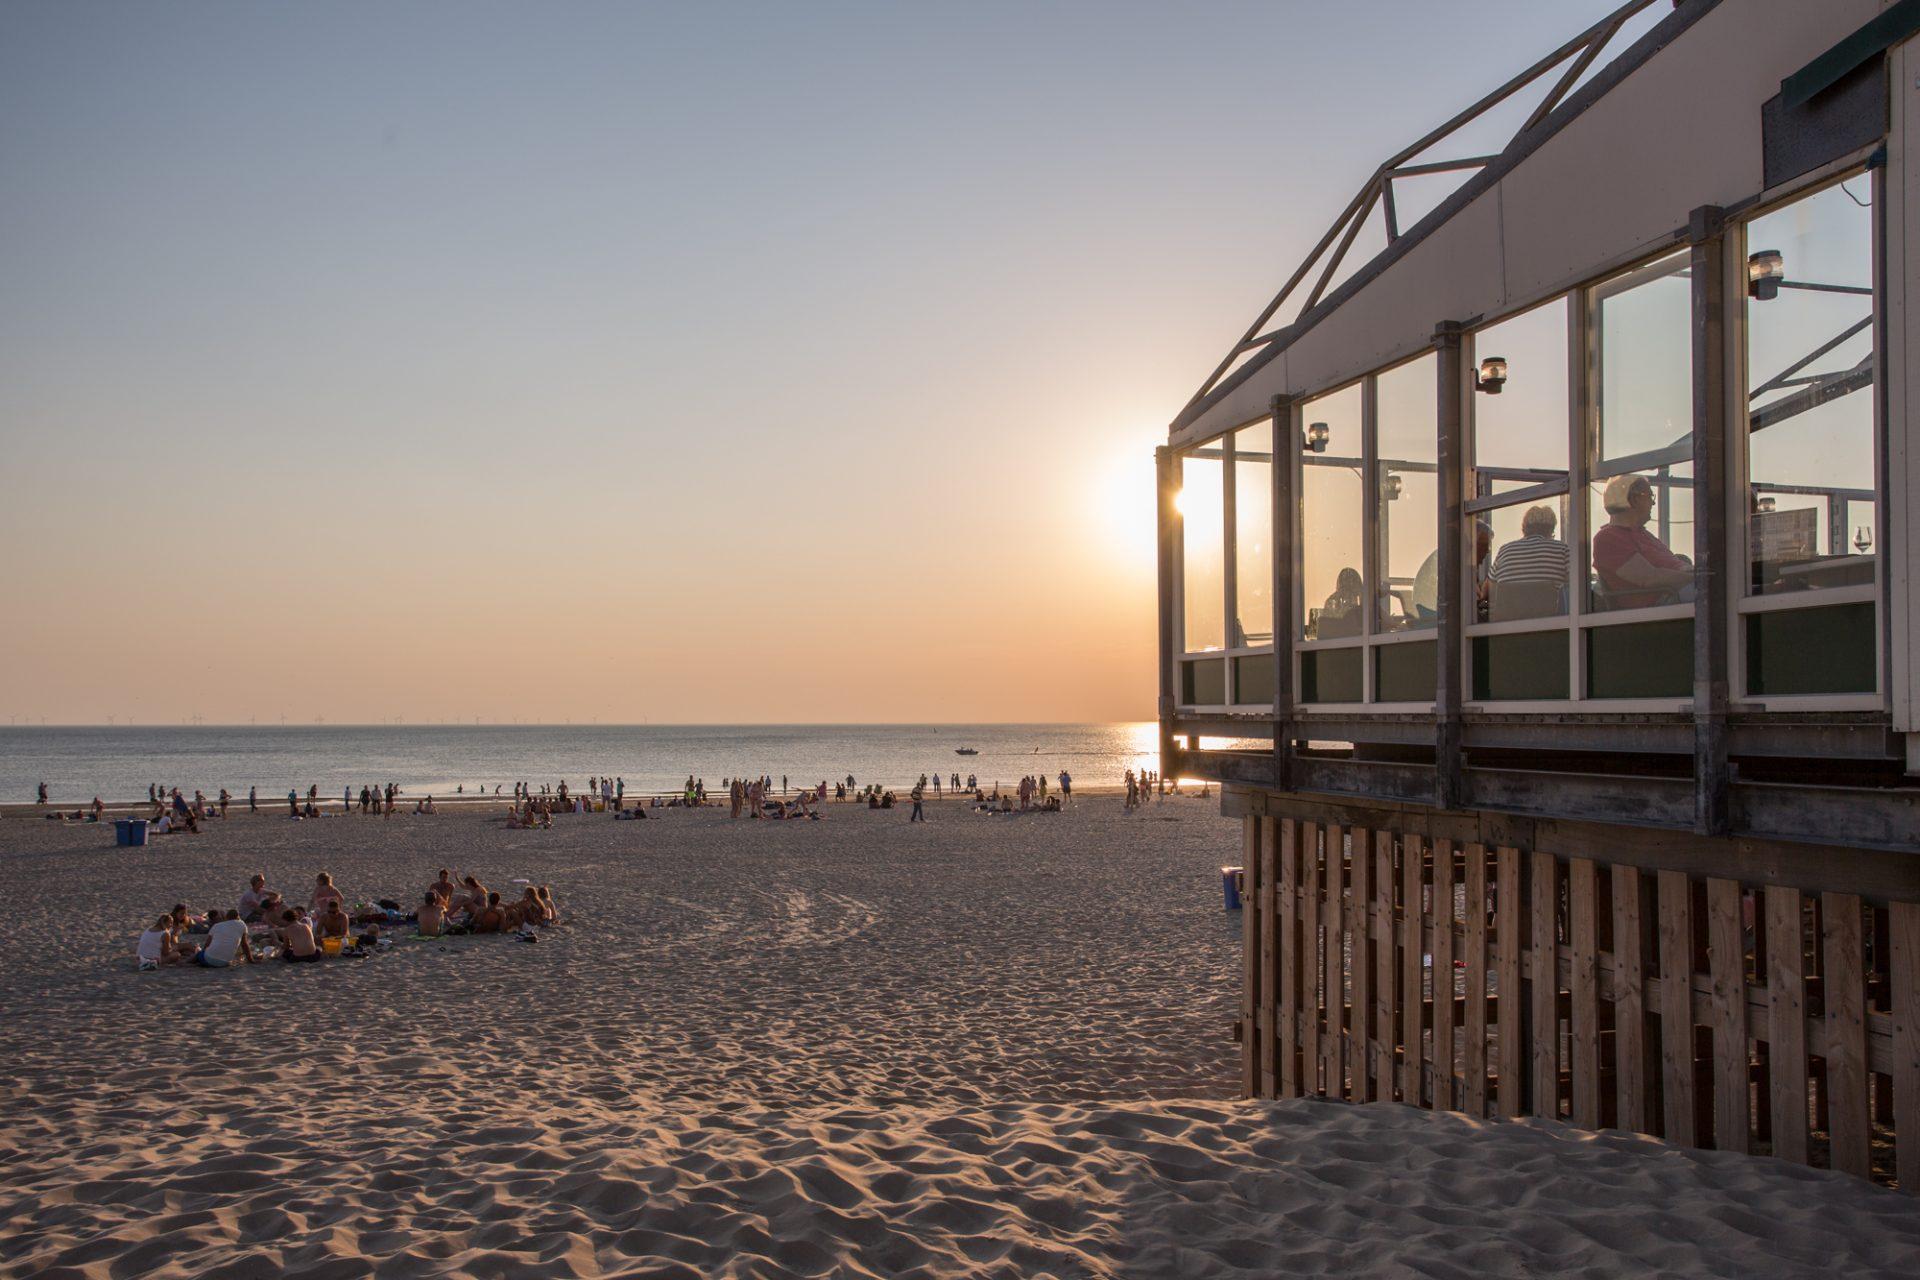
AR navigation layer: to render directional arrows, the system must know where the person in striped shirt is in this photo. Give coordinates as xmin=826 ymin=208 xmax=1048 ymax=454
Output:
xmin=1490 ymin=505 xmax=1570 ymax=586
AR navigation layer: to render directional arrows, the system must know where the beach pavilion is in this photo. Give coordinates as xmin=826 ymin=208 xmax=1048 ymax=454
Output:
xmin=1154 ymin=0 xmax=1920 ymax=1188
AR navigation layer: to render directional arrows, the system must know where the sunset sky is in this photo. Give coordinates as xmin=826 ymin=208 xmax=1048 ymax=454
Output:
xmin=2 ymin=0 xmax=1615 ymax=725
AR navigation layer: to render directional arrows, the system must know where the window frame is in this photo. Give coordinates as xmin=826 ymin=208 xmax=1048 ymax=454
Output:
xmin=1727 ymin=166 xmax=1885 ymax=711
xmin=1173 ymin=419 xmax=1279 ymax=713
xmin=1291 ymin=351 xmax=1441 ymax=710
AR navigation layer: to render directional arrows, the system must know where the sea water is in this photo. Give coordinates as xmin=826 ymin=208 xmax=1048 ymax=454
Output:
xmin=0 ymin=723 xmax=1160 ymax=804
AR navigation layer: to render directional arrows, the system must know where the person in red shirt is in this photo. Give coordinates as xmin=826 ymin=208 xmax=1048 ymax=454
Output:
xmin=1592 ymin=474 xmax=1693 ymax=609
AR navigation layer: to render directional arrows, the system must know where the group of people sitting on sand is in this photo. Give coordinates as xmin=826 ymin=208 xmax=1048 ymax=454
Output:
xmin=135 ymin=868 xmax=560 ymax=970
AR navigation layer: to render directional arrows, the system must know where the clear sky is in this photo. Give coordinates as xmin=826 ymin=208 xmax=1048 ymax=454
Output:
xmin=1 ymin=0 xmax=1611 ymax=725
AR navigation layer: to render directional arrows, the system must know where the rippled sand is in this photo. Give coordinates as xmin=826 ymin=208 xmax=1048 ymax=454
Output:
xmin=1 ymin=799 xmax=1913 ymax=1278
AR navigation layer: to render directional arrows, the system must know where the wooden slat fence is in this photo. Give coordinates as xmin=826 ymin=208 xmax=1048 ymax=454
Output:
xmin=1237 ymin=815 xmax=1920 ymax=1191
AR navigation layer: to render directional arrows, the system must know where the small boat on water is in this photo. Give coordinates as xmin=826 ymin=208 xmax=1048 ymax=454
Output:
xmin=954 ymin=748 xmax=978 ymax=756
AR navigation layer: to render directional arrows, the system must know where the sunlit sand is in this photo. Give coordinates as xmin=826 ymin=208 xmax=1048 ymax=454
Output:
xmin=2 ymin=800 xmax=1914 ymax=1277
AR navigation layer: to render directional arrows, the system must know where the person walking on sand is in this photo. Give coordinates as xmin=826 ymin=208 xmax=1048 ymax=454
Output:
xmin=37 ymin=782 xmax=48 ymax=805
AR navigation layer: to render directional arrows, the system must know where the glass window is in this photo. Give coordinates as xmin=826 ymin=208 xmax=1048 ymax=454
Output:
xmin=1746 ymin=603 xmax=1875 ymax=696
xmin=1182 ymin=658 xmax=1226 ymax=705
xmin=1300 ymin=385 xmax=1364 ymax=640
xmin=1744 ymin=179 xmax=1876 ymax=596
xmin=1375 ymin=354 xmax=1437 ymax=633
xmin=1375 ymin=640 xmax=1437 ymax=702
xmin=1587 ymin=619 xmax=1692 ymax=699
xmin=1473 ymin=631 xmax=1570 ymax=700
xmin=1300 ymin=647 xmax=1363 ymax=703
xmin=1594 ymin=252 xmax=1693 ymax=464
xmin=1233 ymin=424 xmax=1273 ymax=646
xmin=1485 ymin=494 xmax=1570 ymax=621
xmin=1472 ymin=299 xmax=1570 ymax=478
xmin=1234 ymin=655 xmax=1275 ymax=706
xmin=1589 ymin=252 xmax=1694 ymax=612
xmin=1180 ymin=451 xmax=1225 ymax=652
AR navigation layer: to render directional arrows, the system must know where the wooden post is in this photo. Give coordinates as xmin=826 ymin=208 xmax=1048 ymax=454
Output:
xmin=1402 ymin=834 xmax=1426 ymax=1105
xmin=1324 ymin=825 xmax=1347 ymax=1098
xmin=1764 ymin=887 xmax=1808 ymax=1164
xmin=1155 ymin=446 xmax=1179 ymax=783
xmin=1270 ymin=395 xmax=1295 ymax=792
xmin=1433 ymin=321 xmax=1467 ymax=810
xmin=1891 ymin=901 xmax=1920 ymax=1194
xmin=1242 ymin=818 xmax=1260 ymax=1096
xmin=1432 ymin=838 xmax=1457 ymax=1109
xmin=1258 ymin=818 xmax=1280 ymax=1099
xmin=1352 ymin=825 xmax=1374 ymax=1101
xmin=1821 ymin=892 xmax=1870 ymax=1178
xmin=1706 ymin=878 xmax=1750 ymax=1154
xmin=1688 ymin=206 xmax=1731 ymax=836
xmin=1464 ymin=843 xmax=1489 ymax=1118
xmin=1496 ymin=846 xmax=1525 ymax=1118
xmin=1611 ymin=865 xmax=1649 ymax=1135
xmin=1374 ymin=830 xmax=1398 ymax=1102
xmin=1657 ymin=870 xmax=1699 ymax=1145
xmin=1569 ymin=858 xmax=1601 ymax=1129
xmin=1278 ymin=819 xmax=1301 ymax=1098
xmin=1531 ymin=852 xmax=1560 ymax=1119
xmin=1303 ymin=823 xmax=1323 ymax=1094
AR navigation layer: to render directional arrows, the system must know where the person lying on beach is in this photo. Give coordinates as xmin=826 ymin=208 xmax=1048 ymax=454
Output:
xmin=282 ymin=912 xmax=321 ymax=963
xmin=417 ymin=893 xmax=446 ymax=937
xmin=137 ymin=915 xmax=198 ymax=969
xmin=197 ymin=910 xmax=256 ymax=967
xmin=310 ymin=872 xmax=344 ymax=913
xmin=317 ymin=901 xmax=350 ymax=940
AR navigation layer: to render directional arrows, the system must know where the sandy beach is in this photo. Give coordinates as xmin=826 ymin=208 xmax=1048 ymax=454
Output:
xmin=1 ymin=797 xmax=1915 ymax=1278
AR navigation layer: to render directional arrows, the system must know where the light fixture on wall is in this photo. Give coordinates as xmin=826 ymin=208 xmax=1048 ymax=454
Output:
xmin=1304 ymin=422 xmax=1329 ymax=453
xmin=1756 ymin=495 xmax=1777 ymax=513
xmin=1747 ymin=249 xmax=1784 ymax=301
xmin=1475 ymin=356 xmax=1507 ymax=394
xmin=1384 ymin=472 xmax=1403 ymax=500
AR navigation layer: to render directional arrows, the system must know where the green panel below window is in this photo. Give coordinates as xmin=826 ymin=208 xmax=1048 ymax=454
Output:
xmin=1182 ymin=658 xmax=1226 ymax=706
xmin=1746 ymin=603 xmax=1876 ymax=696
xmin=1473 ymin=631 xmax=1570 ymax=701
xmin=1234 ymin=655 xmax=1276 ymax=706
xmin=1301 ymin=648 xmax=1363 ymax=704
xmin=1374 ymin=640 xmax=1437 ymax=703
xmin=1586 ymin=619 xmax=1692 ymax=699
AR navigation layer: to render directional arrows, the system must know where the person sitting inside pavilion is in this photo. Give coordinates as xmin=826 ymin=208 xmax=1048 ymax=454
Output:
xmin=1488 ymin=504 xmax=1570 ymax=618
xmin=1592 ymin=474 xmax=1692 ymax=608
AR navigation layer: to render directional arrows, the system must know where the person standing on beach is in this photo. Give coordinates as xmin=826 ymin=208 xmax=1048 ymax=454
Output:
xmin=248 ymin=785 xmax=257 ymax=813
xmin=36 ymin=782 xmax=48 ymax=805
xmin=1058 ymin=770 xmax=1072 ymax=805
xmin=286 ymin=788 xmax=298 ymax=816
xmin=909 ymin=779 xmax=926 ymax=822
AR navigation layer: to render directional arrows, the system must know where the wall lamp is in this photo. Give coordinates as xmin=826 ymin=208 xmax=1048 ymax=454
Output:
xmin=1304 ymin=422 xmax=1330 ymax=453
xmin=1756 ymin=495 xmax=1777 ymax=513
xmin=1748 ymin=249 xmax=1784 ymax=301
xmin=1383 ymin=472 xmax=1403 ymax=500
xmin=1475 ymin=356 xmax=1507 ymax=394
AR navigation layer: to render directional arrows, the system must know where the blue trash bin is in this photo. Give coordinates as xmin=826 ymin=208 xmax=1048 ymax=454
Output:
xmin=114 ymin=819 xmax=133 ymax=847
xmin=1221 ymin=865 xmax=1243 ymax=910
xmin=126 ymin=819 xmax=149 ymax=848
